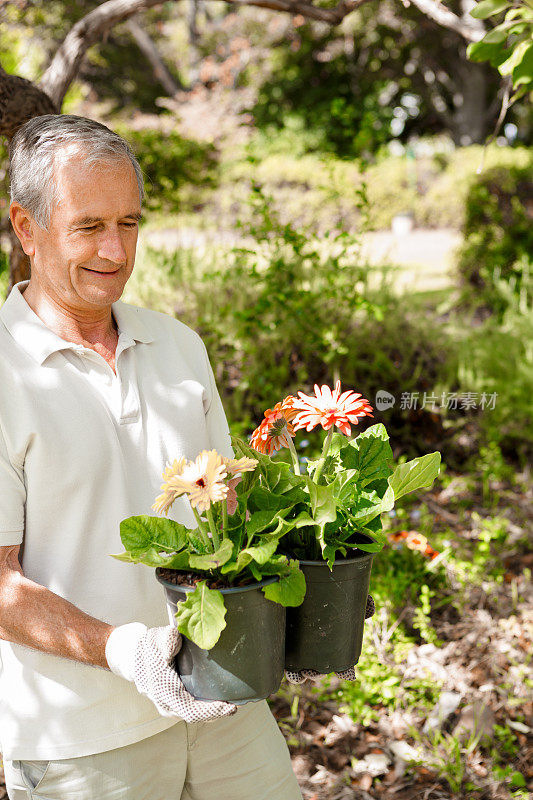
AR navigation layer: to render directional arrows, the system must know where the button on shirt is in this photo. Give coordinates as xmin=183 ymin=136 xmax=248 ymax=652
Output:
xmin=0 ymin=282 xmax=233 ymax=760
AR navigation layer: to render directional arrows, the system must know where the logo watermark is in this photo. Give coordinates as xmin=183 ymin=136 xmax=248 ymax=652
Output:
xmin=375 ymin=390 xmax=396 ymax=411
xmin=375 ymin=391 xmax=498 ymax=411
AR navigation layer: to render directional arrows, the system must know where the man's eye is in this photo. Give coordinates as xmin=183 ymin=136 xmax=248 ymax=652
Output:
xmin=121 ymin=221 xmax=138 ymax=228
xmin=81 ymin=225 xmax=98 ymax=232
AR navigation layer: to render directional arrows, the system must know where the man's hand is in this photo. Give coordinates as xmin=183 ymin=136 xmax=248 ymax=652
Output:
xmin=285 ymin=594 xmax=376 ymax=685
xmin=105 ymin=623 xmax=237 ymax=723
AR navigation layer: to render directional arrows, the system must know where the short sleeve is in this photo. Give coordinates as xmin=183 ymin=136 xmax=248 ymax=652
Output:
xmin=201 ymin=345 xmax=233 ymax=460
xmin=0 ymin=421 xmax=25 ymax=544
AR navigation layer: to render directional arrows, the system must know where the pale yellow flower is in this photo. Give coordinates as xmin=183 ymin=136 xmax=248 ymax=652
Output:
xmin=152 ymin=457 xmax=188 ymax=515
xmin=223 ymin=456 xmax=258 ymax=475
xmin=177 ymin=450 xmax=229 ymax=513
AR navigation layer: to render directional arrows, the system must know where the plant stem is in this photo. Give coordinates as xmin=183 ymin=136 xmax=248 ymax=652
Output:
xmin=221 ymin=500 xmax=228 ymax=539
xmin=192 ymin=508 xmax=212 ymax=551
xmin=286 ymin=434 xmax=301 ymax=475
xmin=314 ymin=427 xmax=334 ymax=485
xmin=206 ymin=507 xmax=221 ymax=550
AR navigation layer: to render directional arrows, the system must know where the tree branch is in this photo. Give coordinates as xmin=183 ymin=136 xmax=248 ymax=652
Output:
xmin=221 ymin=0 xmax=370 ymax=23
xmin=39 ymin=0 xmax=169 ymax=108
xmin=406 ymin=0 xmax=484 ymax=43
xmin=126 ymin=17 xmax=184 ymax=94
xmin=38 ymin=0 xmax=374 ymax=108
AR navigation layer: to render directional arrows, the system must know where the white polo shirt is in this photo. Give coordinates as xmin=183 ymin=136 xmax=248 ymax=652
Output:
xmin=0 ymin=281 xmax=232 ymax=760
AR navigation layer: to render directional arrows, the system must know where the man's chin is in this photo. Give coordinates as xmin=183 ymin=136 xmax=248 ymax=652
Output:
xmin=76 ymin=279 xmax=128 ymax=307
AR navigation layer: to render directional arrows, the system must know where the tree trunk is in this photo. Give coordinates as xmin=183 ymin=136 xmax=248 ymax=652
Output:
xmin=450 ymin=59 xmax=490 ymax=145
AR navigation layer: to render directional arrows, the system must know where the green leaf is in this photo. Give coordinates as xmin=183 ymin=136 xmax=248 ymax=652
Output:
xmin=120 ymin=515 xmax=187 ymax=553
xmin=306 ymin=480 xmax=338 ymax=526
xmin=240 ymin=534 xmax=281 ymax=565
xmin=511 ymin=41 xmax=533 ymax=87
xmin=352 ymin=536 xmax=384 ymax=553
xmin=322 ymin=543 xmax=339 ymax=569
xmin=349 ymin=484 xmax=395 ymax=526
xmin=189 ymin=538 xmax=234 ymax=570
xmin=341 ymin=424 xmax=393 ymax=485
xmin=467 ymin=40 xmax=508 ymax=66
xmin=174 ymin=581 xmax=227 ymax=649
xmin=389 ymin=453 xmax=441 ymax=501
xmin=110 ymin=547 xmax=191 ymax=569
xmin=245 ymin=507 xmax=286 ymax=537
xmin=330 ymin=470 xmax=358 ymax=505
xmin=263 ymin=561 xmax=306 ymax=606
xmin=482 ymin=25 xmax=509 ymax=44
xmin=470 ymin=0 xmax=510 ymax=20
xmin=499 ymin=39 xmax=532 ymax=76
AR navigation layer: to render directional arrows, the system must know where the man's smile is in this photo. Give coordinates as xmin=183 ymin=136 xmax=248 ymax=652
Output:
xmin=82 ymin=267 xmax=121 ymax=275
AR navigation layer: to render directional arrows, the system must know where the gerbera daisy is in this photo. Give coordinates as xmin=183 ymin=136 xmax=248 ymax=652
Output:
xmin=250 ymin=396 xmax=298 ymax=455
xmin=176 ymin=450 xmax=229 ymax=513
xmin=293 ymin=381 xmax=373 ymax=437
xmin=152 ymin=456 xmax=188 ymax=514
xmin=223 ymin=456 xmax=258 ymax=475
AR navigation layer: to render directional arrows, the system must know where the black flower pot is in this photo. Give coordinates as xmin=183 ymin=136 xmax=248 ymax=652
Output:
xmin=156 ymin=570 xmax=285 ymax=704
xmin=285 ymin=549 xmax=374 ymax=673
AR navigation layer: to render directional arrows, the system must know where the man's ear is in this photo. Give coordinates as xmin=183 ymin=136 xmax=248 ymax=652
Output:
xmin=9 ymin=203 xmax=37 ymax=256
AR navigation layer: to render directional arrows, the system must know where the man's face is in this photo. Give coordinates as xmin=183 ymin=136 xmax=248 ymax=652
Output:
xmin=26 ymin=146 xmax=142 ymax=312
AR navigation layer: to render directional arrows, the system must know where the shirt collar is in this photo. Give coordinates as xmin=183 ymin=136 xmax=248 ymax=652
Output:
xmin=0 ymin=281 xmax=154 ymax=366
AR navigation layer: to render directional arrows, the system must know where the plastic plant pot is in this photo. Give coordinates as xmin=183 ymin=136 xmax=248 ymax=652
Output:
xmin=156 ymin=570 xmax=285 ymax=704
xmin=284 ymin=549 xmax=374 ymax=673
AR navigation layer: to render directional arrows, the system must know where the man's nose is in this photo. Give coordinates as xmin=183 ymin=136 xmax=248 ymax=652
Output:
xmin=98 ymin=228 xmax=128 ymax=264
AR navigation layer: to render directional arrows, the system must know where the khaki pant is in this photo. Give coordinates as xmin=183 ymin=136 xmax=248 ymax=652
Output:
xmin=4 ymin=701 xmax=302 ymax=800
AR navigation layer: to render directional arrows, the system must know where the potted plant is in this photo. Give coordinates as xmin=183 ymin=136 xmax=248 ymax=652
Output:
xmin=113 ymin=450 xmax=305 ymax=704
xmin=233 ymin=382 xmax=441 ymax=674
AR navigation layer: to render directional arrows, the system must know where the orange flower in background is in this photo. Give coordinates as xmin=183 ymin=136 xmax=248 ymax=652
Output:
xmin=388 ymin=530 xmax=409 ymax=544
xmin=405 ymin=531 xmax=428 ymax=552
xmin=250 ymin=396 xmax=298 ymax=455
xmin=292 ymin=381 xmax=373 ymax=436
xmin=387 ymin=530 xmax=439 ymax=560
xmin=425 ymin=545 xmax=440 ymax=560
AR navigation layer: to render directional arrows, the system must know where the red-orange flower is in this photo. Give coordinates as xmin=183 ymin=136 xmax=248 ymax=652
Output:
xmin=292 ymin=381 xmax=373 ymax=437
xmin=250 ymin=396 xmax=297 ymax=455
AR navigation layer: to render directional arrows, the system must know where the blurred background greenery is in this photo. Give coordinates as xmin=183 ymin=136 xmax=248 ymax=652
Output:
xmin=1 ymin=1 xmax=532 ymax=797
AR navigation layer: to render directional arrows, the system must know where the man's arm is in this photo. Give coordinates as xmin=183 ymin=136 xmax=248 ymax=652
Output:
xmin=0 ymin=544 xmax=112 ymax=668
xmin=0 ymin=543 xmax=236 ymax=721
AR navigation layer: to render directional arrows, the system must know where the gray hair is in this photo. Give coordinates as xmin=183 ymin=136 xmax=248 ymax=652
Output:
xmin=9 ymin=115 xmax=144 ymax=229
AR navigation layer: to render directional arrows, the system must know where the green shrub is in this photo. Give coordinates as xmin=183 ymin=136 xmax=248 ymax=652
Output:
xmin=132 ymin=186 xmax=459 ymax=457
xmin=114 ymin=125 xmax=219 ymax=214
xmin=456 ymin=305 xmax=533 ymax=462
xmin=222 ymin=140 xmax=532 ymax=233
xmin=178 ymin=183 xmax=383 ymax=432
xmin=455 ymin=162 xmax=533 ymax=316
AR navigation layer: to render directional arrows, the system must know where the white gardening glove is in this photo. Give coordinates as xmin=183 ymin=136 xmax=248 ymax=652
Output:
xmin=105 ymin=623 xmax=237 ymax=723
xmin=285 ymin=595 xmax=376 ymax=685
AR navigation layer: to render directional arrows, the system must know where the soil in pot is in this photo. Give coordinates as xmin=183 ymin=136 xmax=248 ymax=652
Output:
xmin=156 ymin=569 xmax=285 ymax=705
xmin=285 ymin=539 xmax=374 ymax=673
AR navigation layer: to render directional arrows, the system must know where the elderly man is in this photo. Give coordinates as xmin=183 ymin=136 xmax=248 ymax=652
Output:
xmin=0 ymin=115 xmax=302 ymax=800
